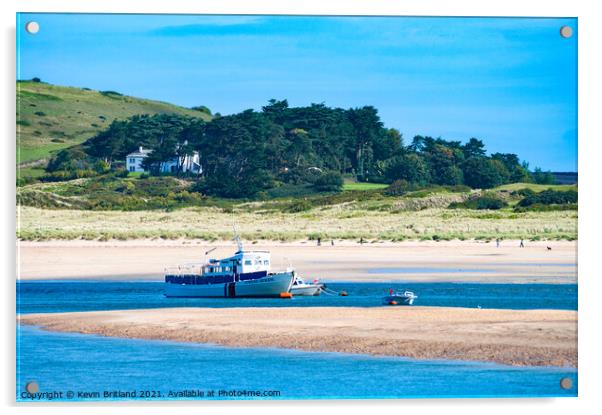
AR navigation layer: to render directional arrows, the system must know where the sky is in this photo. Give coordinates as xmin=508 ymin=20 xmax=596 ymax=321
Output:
xmin=17 ymin=14 xmax=577 ymax=171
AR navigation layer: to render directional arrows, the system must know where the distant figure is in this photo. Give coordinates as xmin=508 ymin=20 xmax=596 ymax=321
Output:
xmin=496 ymin=238 xmax=500 ymax=248
xmin=520 ymin=239 xmax=525 ymax=248
xmin=360 ymin=237 xmax=364 ymax=245
xmin=389 ymin=288 xmax=394 ymax=296
xmin=331 ymin=240 xmax=335 ymax=246
xmin=547 ymin=246 xmax=552 ymax=251
xmin=317 ymin=237 xmax=321 ymax=246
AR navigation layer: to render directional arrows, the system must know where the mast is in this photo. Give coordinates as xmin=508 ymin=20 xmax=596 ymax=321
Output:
xmin=233 ymin=224 xmax=243 ymax=253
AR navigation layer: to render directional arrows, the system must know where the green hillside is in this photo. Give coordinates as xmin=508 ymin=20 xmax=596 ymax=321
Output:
xmin=16 ymin=81 xmax=212 ymax=166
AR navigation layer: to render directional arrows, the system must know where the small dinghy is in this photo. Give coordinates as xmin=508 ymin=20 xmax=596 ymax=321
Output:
xmin=290 ymin=275 xmax=323 ymax=296
xmin=382 ymin=289 xmax=418 ymax=306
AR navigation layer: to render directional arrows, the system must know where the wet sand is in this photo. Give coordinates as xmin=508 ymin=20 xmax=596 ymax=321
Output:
xmin=19 ymin=306 xmax=577 ymax=367
xmin=17 ymin=240 xmax=577 ymax=283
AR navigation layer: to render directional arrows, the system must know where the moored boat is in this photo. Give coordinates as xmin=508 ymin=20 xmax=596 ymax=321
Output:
xmin=164 ymin=238 xmax=294 ymax=298
xmin=289 ymin=275 xmax=323 ymax=296
xmin=382 ymin=290 xmax=418 ymax=305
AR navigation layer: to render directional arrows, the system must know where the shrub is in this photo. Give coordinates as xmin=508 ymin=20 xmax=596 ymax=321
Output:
xmin=514 ymin=203 xmax=577 ymax=212
xmin=475 ymin=195 xmax=507 ymax=210
xmin=385 ymin=179 xmax=417 ymax=196
xmin=285 ymin=199 xmax=313 ymax=213
xmin=518 ymin=189 xmax=577 ymax=207
xmin=34 ymin=111 xmax=46 ymax=116
xmin=511 ymin=188 xmax=536 ymax=197
xmin=312 ymin=171 xmax=343 ymax=192
xmin=114 ymin=168 xmax=129 ymax=178
xmin=40 ymin=169 xmax=97 ymax=182
xmin=265 ymin=183 xmax=315 ymax=199
xmin=99 ymin=90 xmax=123 ymax=97
xmin=449 ymin=193 xmax=508 ymax=210
xmin=191 ymin=105 xmax=212 ymax=115
xmin=94 ymin=160 xmax=110 ymax=174
xmin=117 ymin=181 xmax=136 ymax=194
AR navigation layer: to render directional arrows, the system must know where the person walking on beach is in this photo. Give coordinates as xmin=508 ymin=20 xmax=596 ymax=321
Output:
xmin=317 ymin=237 xmax=321 ymax=246
xmin=520 ymin=239 xmax=525 ymax=248
xmin=496 ymin=238 xmax=500 ymax=248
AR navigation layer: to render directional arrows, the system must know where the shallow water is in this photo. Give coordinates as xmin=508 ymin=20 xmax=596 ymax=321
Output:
xmin=368 ymin=267 xmax=502 ymax=274
xmin=16 ymin=326 xmax=577 ymax=401
xmin=17 ymin=281 xmax=577 ymax=314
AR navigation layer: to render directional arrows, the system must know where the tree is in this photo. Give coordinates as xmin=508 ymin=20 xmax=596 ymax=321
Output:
xmin=426 ymin=144 xmax=464 ymax=185
xmin=462 ymin=138 xmax=486 ymax=159
xmin=491 ymin=153 xmax=531 ymax=183
xmin=196 ymin=109 xmax=281 ymax=197
xmin=85 ymin=113 xmax=197 ymax=167
xmin=463 ymin=157 xmax=507 ymax=189
xmin=532 ymin=168 xmax=556 ymax=185
xmin=384 ymin=153 xmax=430 ymax=185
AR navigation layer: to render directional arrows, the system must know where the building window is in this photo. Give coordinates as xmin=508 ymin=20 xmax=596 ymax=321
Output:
xmin=129 ymin=166 xmax=135 ymax=172
xmin=129 ymin=158 xmax=136 ymax=164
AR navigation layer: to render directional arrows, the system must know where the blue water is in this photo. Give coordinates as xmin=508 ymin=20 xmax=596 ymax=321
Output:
xmin=369 ymin=267 xmax=502 ymax=274
xmin=17 ymin=281 xmax=578 ymax=314
xmin=17 ymin=326 xmax=577 ymax=401
xmin=16 ymin=281 xmax=578 ymax=400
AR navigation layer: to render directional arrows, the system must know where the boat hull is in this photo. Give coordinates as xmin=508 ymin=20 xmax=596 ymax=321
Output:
xmin=290 ymin=284 xmax=323 ymax=296
xmin=382 ymin=295 xmax=416 ymax=305
xmin=164 ymin=272 xmax=294 ymax=298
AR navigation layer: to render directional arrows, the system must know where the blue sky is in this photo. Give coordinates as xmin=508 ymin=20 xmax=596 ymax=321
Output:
xmin=17 ymin=14 xmax=577 ymax=171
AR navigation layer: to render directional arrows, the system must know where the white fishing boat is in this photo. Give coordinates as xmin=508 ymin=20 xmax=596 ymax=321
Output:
xmin=289 ymin=275 xmax=323 ymax=296
xmin=164 ymin=237 xmax=294 ymax=298
xmin=382 ymin=290 xmax=418 ymax=305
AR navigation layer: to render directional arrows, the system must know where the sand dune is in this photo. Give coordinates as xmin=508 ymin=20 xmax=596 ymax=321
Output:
xmin=19 ymin=306 xmax=577 ymax=367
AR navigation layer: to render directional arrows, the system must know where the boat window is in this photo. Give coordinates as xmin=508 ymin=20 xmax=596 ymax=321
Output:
xmin=244 ymin=260 xmax=252 ymax=265
xmin=263 ymin=260 xmax=269 ymax=265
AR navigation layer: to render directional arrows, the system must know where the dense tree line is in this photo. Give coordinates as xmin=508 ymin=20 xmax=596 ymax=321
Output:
xmin=47 ymin=100 xmax=553 ymax=197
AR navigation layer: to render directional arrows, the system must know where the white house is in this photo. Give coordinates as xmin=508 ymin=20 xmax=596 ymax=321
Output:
xmin=126 ymin=146 xmax=202 ymax=175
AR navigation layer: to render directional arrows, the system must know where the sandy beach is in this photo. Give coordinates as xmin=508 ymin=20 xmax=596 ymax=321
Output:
xmin=19 ymin=306 xmax=577 ymax=367
xmin=17 ymin=239 xmax=577 ymax=283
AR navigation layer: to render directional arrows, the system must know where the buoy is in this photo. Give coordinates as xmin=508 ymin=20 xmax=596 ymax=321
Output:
xmin=279 ymin=292 xmax=293 ymax=298
xmin=339 ymin=291 xmax=348 ymax=296
xmin=389 ymin=300 xmax=398 ymax=305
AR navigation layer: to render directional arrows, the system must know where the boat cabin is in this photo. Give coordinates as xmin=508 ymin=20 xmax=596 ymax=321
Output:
xmin=164 ymin=250 xmax=274 ymax=286
xmin=203 ymin=250 xmax=271 ymax=279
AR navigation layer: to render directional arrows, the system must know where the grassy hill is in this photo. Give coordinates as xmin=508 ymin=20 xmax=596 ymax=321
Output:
xmin=16 ymin=81 xmax=212 ymax=167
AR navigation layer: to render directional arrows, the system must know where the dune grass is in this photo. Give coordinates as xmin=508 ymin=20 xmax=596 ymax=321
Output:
xmin=17 ymin=204 xmax=577 ymax=242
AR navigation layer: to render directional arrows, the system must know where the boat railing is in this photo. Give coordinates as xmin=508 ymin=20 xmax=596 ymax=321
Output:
xmin=164 ymin=262 xmax=204 ymax=275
